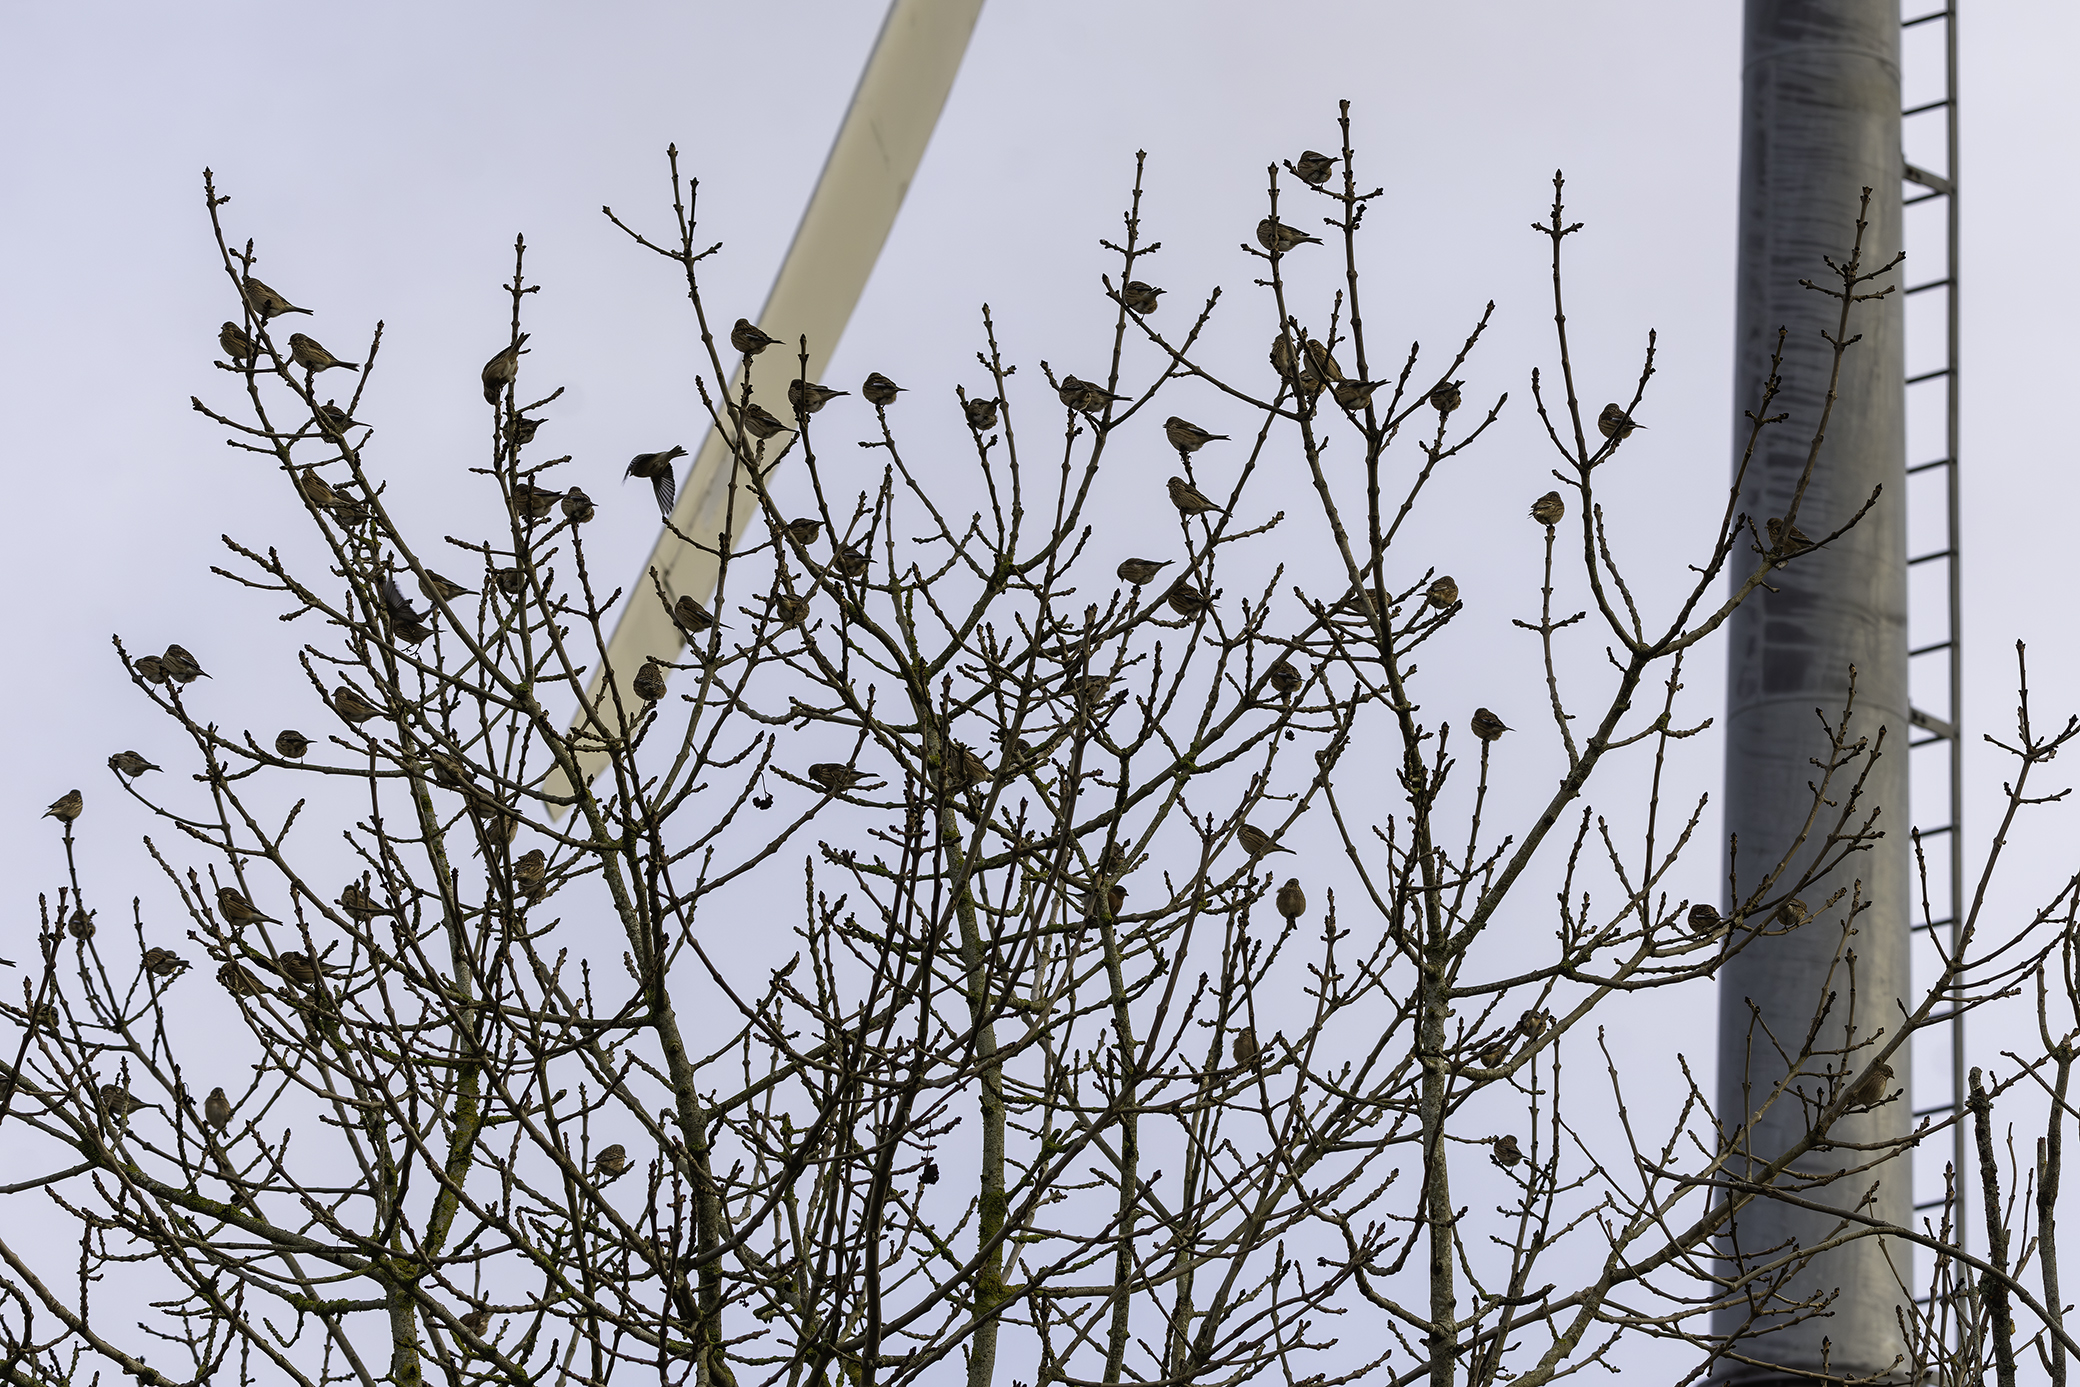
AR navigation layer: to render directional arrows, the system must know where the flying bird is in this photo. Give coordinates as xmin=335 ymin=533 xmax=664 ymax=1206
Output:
xmin=624 ymin=445 xmax=687 ymax=520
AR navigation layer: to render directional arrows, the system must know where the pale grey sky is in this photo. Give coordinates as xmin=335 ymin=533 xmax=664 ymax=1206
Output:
xmin=2 ymin=1 xmax=2076 ymax=1376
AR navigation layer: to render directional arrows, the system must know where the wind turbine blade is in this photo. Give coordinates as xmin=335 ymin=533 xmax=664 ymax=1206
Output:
xmin=550 ymin=0 xmax=984 ymax=817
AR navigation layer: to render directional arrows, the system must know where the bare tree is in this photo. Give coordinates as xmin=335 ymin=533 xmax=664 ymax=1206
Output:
xmin=2 ymin=103 xmax=2073 ymax=1387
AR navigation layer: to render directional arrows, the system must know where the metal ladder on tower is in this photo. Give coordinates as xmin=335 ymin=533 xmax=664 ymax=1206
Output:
xmin=1901 ymin=0 xmax=1965 ymax=1278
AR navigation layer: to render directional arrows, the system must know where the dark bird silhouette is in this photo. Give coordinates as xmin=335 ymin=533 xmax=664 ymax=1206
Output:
xmin=241 ymin=277 xmax=311 ymax=319
xmin=729 ymin=319 xmax=780 ymax=356
xmin=288 ymin=333 xmax=358 ymax=374
xmin=481 ymin=336 xmax=527 ymax=404
xmin=625 ymin=445 xmax=687 ymax=520
xmin=861 ymin=372 xmax=905 ymax=406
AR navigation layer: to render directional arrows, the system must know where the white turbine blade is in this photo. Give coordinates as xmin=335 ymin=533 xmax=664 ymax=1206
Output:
xmin=550 ymin=0 xmax=984 ymax=817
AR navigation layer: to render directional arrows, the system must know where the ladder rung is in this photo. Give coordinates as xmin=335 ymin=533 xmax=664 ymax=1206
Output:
xmin=1903 ymin=99 xmax=1952 ymax=118
xmin=1905 ymin=190 xmax=1949 ymax=208
xmin=1908 ymin=708 xmax=1955 ymax=739
xmin=1911 ymin=916 xmax=1957 ymax=934
xmin=1902 ymin=9 xmax=1952 ymax=27
xmin=1916 ymin=1103 xmax=1960 ymax=1118
xmin=1911 ymin=640 xmax=1953 ymax=657
xmin=1907 ymin=456 xmax=1954 ymax=475
xmin=1908 ymin=548 xmax=1953 ymax=566
xmin=1907 ymin=367 xmax=1953 ymax=385
xmin=1905 ymin=277 xmax=1952 ymax=295
xmin=1903 ymin=163 xmax=1955 ymax=195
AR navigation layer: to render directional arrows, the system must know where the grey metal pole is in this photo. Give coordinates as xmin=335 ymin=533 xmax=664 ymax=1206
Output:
xmin=1716 ymin=2 xmax=1909 ymax=1381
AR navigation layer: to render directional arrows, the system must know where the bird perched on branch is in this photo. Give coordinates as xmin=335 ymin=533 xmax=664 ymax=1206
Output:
xmin=625 ymin=446 xmax=686 ymax=520
xmin=418 ymin=571 xmax=474 ymax=605
xmin=108 ymin=751 xmax=160 ymax=778
xmin=1846 ymin=1061 xmax=1895 ymax=1109
xmin=595 ymin=1143 xmax=630 ymax=1178
xmin=276 ymin=951 xmax=325 ymax=987
xmin=1236 ymin=823 xmax=1292 ymax=859
xmin=1276 ymin=878 xmax=1307 ymax=922
xmin=831 ymin=545 xmax=869 ymax=578
xmin=773 ymin=592 xmax=810 ymax=627
xmin=217 ymin=961 xmax=263 ymax=996
xmin=288 ymin=333 xmax=358 ymax=374
xmin=861 ymin=372 xmax=905 ymax=406
xmin=730 ymin=318 xmax=781 ymax=356
xmin=493 ymin=567 xmax=528 ymax=598
xmin=510 ymin=483 xmax=562 ymax=523
xmin=1426 ymin=576 xmax=1459 ymax=610
xmin=1529 ymin=491 xmax=1566 ymax=527
xmin=339 ymin=882 xmax=386 ymax=922
xmin=1167 ymin=476 xmax=1224 ymax=516
xmin=1121 ymin=280 xmax=1164 ymax=314
xmin=481 ymin=336 xmax=527 ymax=404
xmin=1687 ymin=903 xmax=1723 ymax=934
xmin=460 ymin=1307 xmax=493 ymax=1338
xmin=216 ymin=887 xmax=278 ymax=926
xmin=241 ymin=277 xmax=310 ymax=320
xmin=507 ymin=415 xmax=544 ymax=446
xmin=1492 ymin=1134 xmax=1523 ymax=1168
xmin=161 ymin=644 xmax=210 ymax=683
xmin=1515 ymin=1008 xmax=1552 ymax=1040
xmin=99 ymin=1084 xmax=150 ymax=1125
xmin=135 ymin=655 xmax=168 ymax=684
xmin=1116 ymin=557 xmax=1171 ymax=587
xmin=1233 ymin=1027 xmax=1261 ymax=1067
xmin=275 ymin=730 xmax=311 ymax=759
xmin=1765 ymin=517 xmax=1815 ymax=558
xmin=1428 ymin=380 xmax=1463 ymax=416
xmin=1256 ymin=217 xmax=1322 ymax=253
xmin=673 ymin=595 xmax=717 ymax=635
xmin=219 ymin=321 xmax=255 ymax=364
xmin=1057 ymin=375 xmax=1126 ymax=415
xmin=512 ymin=849 xmax=547 ymax=902
xmin=44 ymin=790 xmax=82 ymax=823
xmin=963 ymin=396 xmax=1000 ymax=431
xmin=787 ymin=379 xmax=848 ymax=417
xmin=204 ymin=1086 xmax=233 ymax=1132
xmin=1470 ymin=708 xmax=1511 ymax=743
xmin=734 ymin=402 xmax=790 ymax=440
xmin=1267 ymin=659 xmax=1301 ymax=695
xmin=1773 ymin=897 xmax=1811 ymax=928
xmin=332 ymin=686 xmax=385 ymax=725
xmin=807 ymin=763 xmax=868 ymax=793
xmin=1292 ymin=149 xmax=1337 ymax=187
xmin=1332 ymin=379 xmax=1384 ymax=411
xmin=632 ymin=661 xmax=668 ymax=703
xmin=143 ymin=947 xmax=187 ymax=978
xmin=1597 ymin=402 xmax=1644 ymax=440
xmin=1163 ymin=416 xmax=1228 ymax=454
xmin=785 ymin=517 xmax=823 ymax=545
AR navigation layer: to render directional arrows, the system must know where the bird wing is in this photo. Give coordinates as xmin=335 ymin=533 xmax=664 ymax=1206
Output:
xmin=651 ymin=467 xmax=677 ymax=520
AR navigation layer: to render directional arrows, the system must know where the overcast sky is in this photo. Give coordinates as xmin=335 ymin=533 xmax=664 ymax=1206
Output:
xmin=3 ymin=0 xmax=2077 ymax=1373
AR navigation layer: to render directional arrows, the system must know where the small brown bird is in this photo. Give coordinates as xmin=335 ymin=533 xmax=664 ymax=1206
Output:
xmin=787 ymin=378 xmax=848 ymax=416
xmin=460 ymin=1307 xmax=492 ymax=1338
xmin=1492 ymin=1134 xmax=1524 ymax=1168
xmin=143 ymin=946 xmax=187 ymax=977
xmin=339 ymin=881 xmax=384 ymax=922
xmin=1163 ymin=416 xmax=1229 ymax=454
xmin=108 ymin=750 xmax=160 ymax=778
xmin=1515 ymin=1008 xmax=1552 ymax=1040
xmin=276 ymin=951 xmax=320 ymax=987
xmin=512 ymin=849 xmax=547 ymax=901
xmin=807 ymin=763 xmax=867 ymax=793
xmin=1233 ymin=1027 xmax=1261 ymax=1067
xmin=673 ymin=594 xmax=717 ymax=635
xmin=1529 ymin=490 xmax=1566 ymax=527
xmin=217 ymin=961 xmax=264 ymax=996
xmin=1331 ymin=379 xmax=1385 ymax=411
xmin=1477 ymin=1040 xmax=1511 ymax=1068
xmin=317 ymin=400 xmax=356 ymax=432
xmin=1068 ymin=674 xmax=1113 ymax=705
xmin=559 ymin=486 xmax=595 ymax=523
xmin=44 ymin=789 xmax=83 ymax=823
xmin=481 ymin=336 xmax=527 ymax=404
xmin=1121 ymin=280 xmax=1164 ymax=313
xmin=219 ymin=321 xmax=256 ymax=363
xmin=1425 ymin=576 xmax=1459 ymax=610
xmin=1167 ymin=475 xmax=1224 ymax=516
xmin=493 ymin=567 xmax=528 ymax=598
xmin=963 ymin=396 xmax=1000 ymax=431
xmin=507 ymin=415 xmax=545 ymax=446
xmin=1765 ymin=517 xmax=1815 ymax=556
xmin=1164 ymin=582 xmax=1209 ymax=618
xmin=782 ymin=517 xmax=825 ymax=547
xmin=735 ymin=402 xmax=790 ymax=440
xmin=241 ymin=276 xmax=311 ymax=320
xmin=773 ymin=593 xmax=811 ymax=627
xmin=1773 ymin=897 xmax=1811 ymax=928
xmin=417 ymin=571 xmax=474 ymax=605
xmin=510 ymin=483 xmax=562 ymax=523
xmin=297 ymin=469 xmax=341 ymax=512
xmin=861 ymin=372 xmax=905 ymax=406
xmin=595 ymin=1143 xmax=630 ymax=1178
xmin=1688 ymin=903 xmax=1723 ymax=934
xmin=1470 ymin=708 xmax=1511 ymax=743
xmin=623 ymin=445 xmax=686 ymax=520
xmin=949 ymin=744 xmax=993 ymax=789
xmin=1846 ymin=1061 xmax=1896 ymax=1109
xmin=100 ymin=1083 xmax=148 ymax=1123
xmin=1257 ymin=217 xmax=1323 ymax=253
xmin=204 ymin=1086 xmax=233 ymax=1132
xmin=632 ymin=660 xmax=668 ymax=703
xmin=1087 ymin=882 xmax=1128 ymax=920
xmin=1597 ymin=402 xmax=1643 ymax=440
xmin=332 ymin=686 xmax=384 ymax=725
xmin=135 ymin=655 xmax=168 ymax=684
xmin=831 ymin=545 xmax=869 ymax=578
xmin=1058 ymin=375 xmax=1126 ymax=414
xmin=275 ymin=730 xmax=311 ymax=759
xmin=1292 ymin=149 xmax=1337 ymax=186
xmin=1428 ymin=380 xmax=1463 ymax=415
xmin=1116 ymin=557 xmax=1171 ymax=586
xmin=1236 ymin=823 xmax=1293 ymax=859
xmin=162 ymin=644 xmax=210 ymax=682
xmin=216 ymin=886 xmax=278 ymax=926
xmin=69 ymin=908 xmax=95 ymax=939
xmin=730 ymin=318 xmax=781 ymax=356
xmin=1270 ymin=333 xmax=1302 ymax=386
xmin=1267 ymin=658 xmax=1301 ymax=695
xmin=288 ymin=333 xmax=358 ymax=374
xmin=1275 ymin=877 xmax=1306 ymax=922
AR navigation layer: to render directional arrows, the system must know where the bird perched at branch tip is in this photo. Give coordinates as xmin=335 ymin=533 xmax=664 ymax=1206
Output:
xmin=44 ymin=790 xmax=83 ymax=823
xmin=1428 ymin=380 xmax=1463 ymax=416
xmin=1164 ymin=416 xmax=1228 ymax=454
xmin=1426 ymin=576 xmax=1459 ymax=610
xmin=730 ymin=319 xmax=781 ymax=356
xmin=143 ymin=946 xmax=187 ymax=978
xmin=963 ymin=396 xmax=1000 ymax=431
xmin=624 ymin=445 xmax=686 ymax=520
xmin=481 ymin=336 xmax=527 ymax=405
xmin=1529 ymin=491 xmax=1566 ymax=527
xmin=861 ymin=372 xmax=904 ymax=406
xmin=135 ymin=655 xmax=167 ymax=684
xmin=288 ymin=333 xmax=358 ymax=374
xmin=632 ymin=661 xmax=668 ymax=703
xmin=1470 ymin=708 xmax=1511 ymax=743
xmin=241 ymin=277 xmax=310 ymax=320
xmin=1167 ymin=476 xmax=1224 ymax=516
xmin=787 ymin=379 xmax=848 ymax=417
